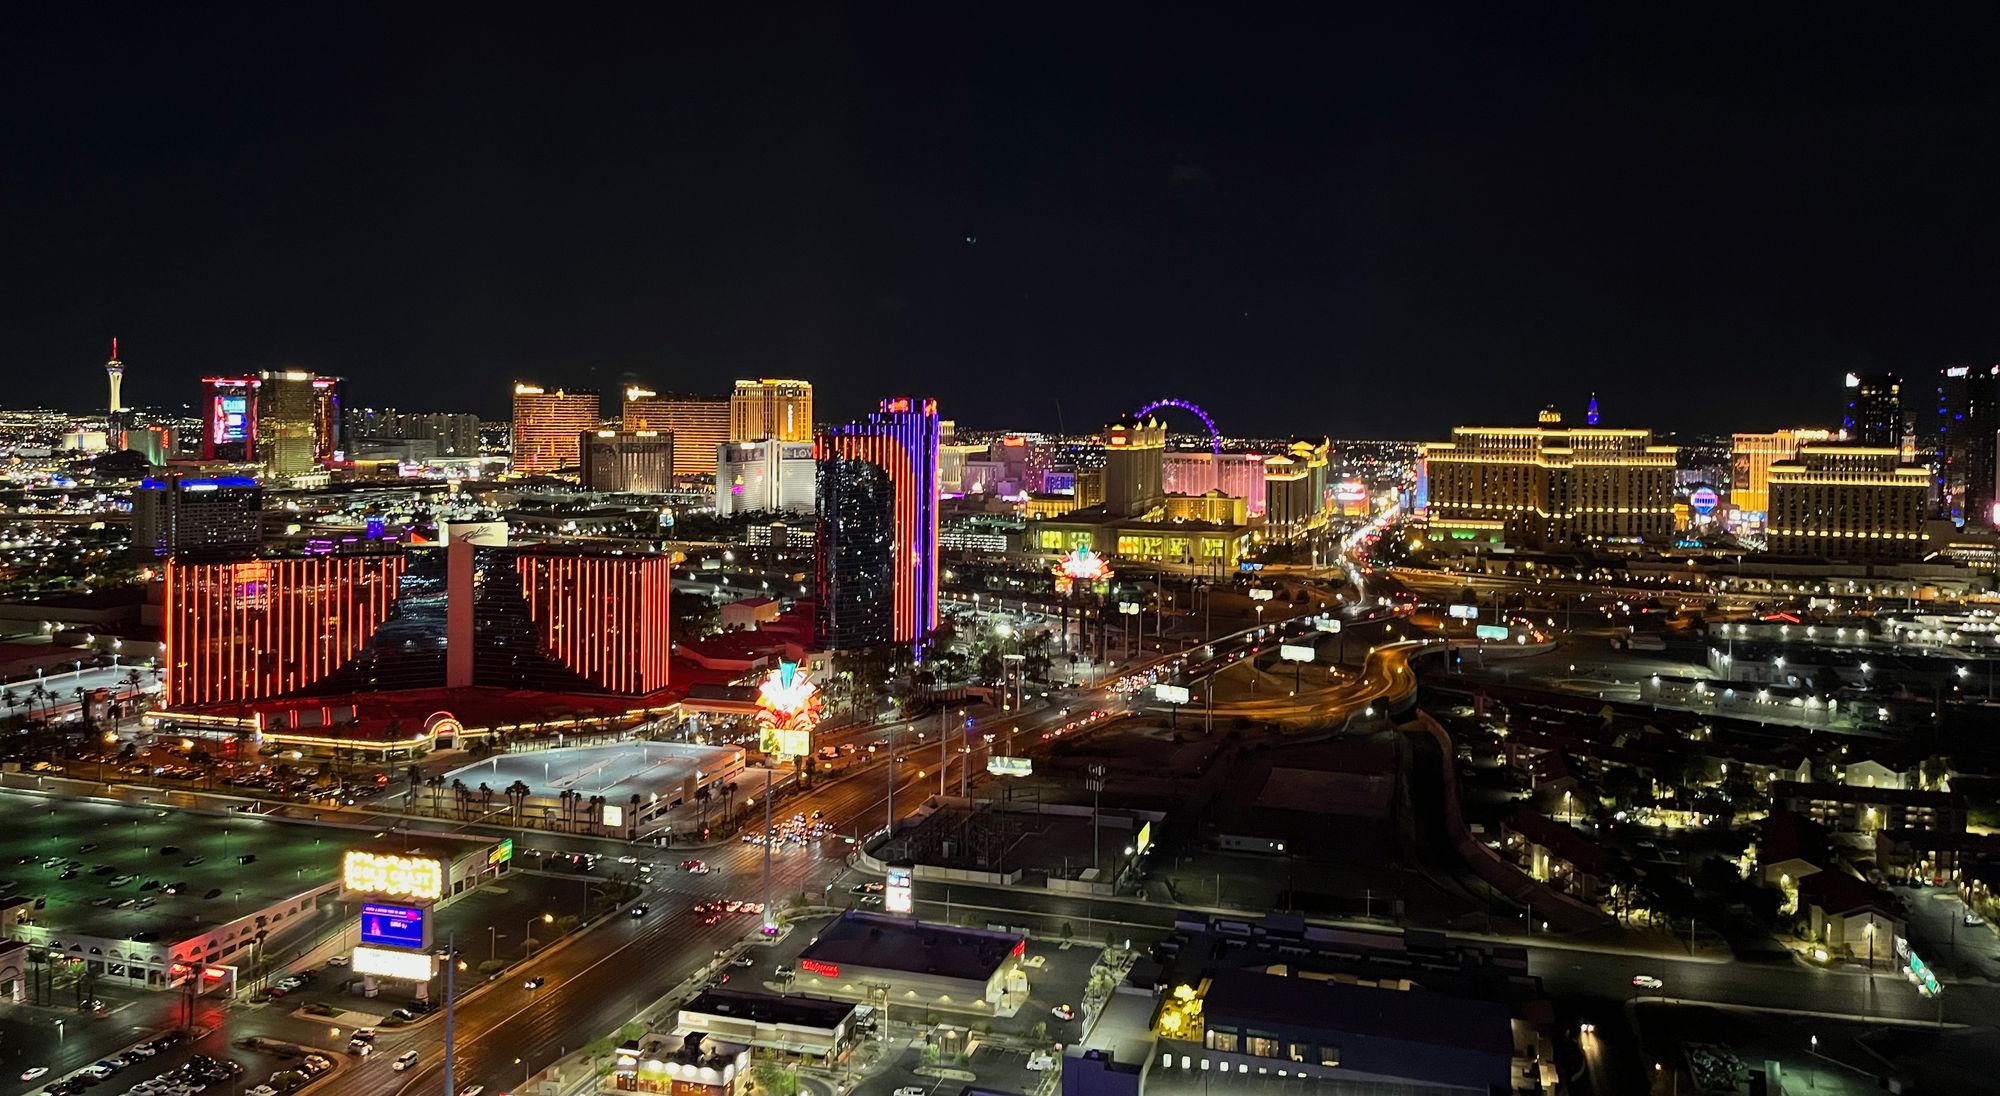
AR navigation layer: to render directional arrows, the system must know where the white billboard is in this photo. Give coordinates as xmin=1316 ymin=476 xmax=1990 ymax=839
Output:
xmin=352 ymin=945 xmax=436 ymax=982
xmin=1153 ymin=684 xmax=1191 ymax=705
xmin=886 ymin=868 xmax=913 ymax=915
xmin=987 ymin=756 xmax=1033 ymax=777
xmin=1447 ymin=604 xmax=1479 ymax=620
xmin=1314 ymin=616 xmax=1342 ymax=633
xmin=1279 ymin=644 xmax=1315 ymax=663
xmin=1248 ymin=588 xmax=1275 ymax=602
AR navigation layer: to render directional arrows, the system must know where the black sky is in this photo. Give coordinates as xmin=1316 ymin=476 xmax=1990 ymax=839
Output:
xmin=8 ymin=7 xmax=2000 ymax=439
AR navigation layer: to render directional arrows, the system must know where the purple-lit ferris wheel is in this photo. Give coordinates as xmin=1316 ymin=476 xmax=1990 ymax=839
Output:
xmin=1134 ymin=397 xmax=1223 ymax=458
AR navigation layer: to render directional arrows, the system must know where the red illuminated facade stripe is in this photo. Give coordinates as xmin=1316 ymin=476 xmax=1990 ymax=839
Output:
xmin=514 ymin=552 xmax=671 ymax=695
xmin=163 ymin=554 xmax=406 ymax=707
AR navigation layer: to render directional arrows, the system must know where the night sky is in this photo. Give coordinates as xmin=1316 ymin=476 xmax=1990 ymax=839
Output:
xmin=8 ymin=7 xmax=2000 ymax=439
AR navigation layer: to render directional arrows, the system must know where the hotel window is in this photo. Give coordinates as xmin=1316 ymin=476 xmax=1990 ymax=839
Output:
xmin=1245 ymin=1032 xmax=1281 ymax=1058
xmin=1204 ymin=1028 xmax=1240 ymax=1053
xmin=1320 ymin=1047 xmax=1341 ymax=1067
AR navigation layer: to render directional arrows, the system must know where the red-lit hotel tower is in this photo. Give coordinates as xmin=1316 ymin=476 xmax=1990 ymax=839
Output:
xmin=815 ymin=397 xmax=942 ymax=651
xmin=162 ymin=545 xmax=672 ymax=708
xmin=164 ymin=554 xmax=408 ymax=706
xmin=513 ymin=550 xmax=673 ymax=694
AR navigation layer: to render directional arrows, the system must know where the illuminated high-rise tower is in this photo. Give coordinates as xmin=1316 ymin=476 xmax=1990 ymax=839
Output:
xmin=105 ymin=338 xmax=125 ymax=414
xmin=815 ymin=397 xmax=941 ymax=652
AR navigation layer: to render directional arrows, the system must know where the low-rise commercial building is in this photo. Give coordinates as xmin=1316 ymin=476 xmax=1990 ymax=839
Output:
xmin=677 ymin=989 xmax=857 ymax=1058
xmin=791 ymin=911 xmax=1026 ymax=1013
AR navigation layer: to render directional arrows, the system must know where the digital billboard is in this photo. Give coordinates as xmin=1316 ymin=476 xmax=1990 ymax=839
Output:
xmin=1447 ymin=604 xmax=1479 ymax=620
xmin=986 ymin=756 xmax=1033 ymax=777
xmin=213 ymin=394 xmax=250 ymax=443
xmin=360 ymin=903 xmax=429 ymax=950
xmin=1153 ymin=684 xmax=1191 ymax=704
xmin=885 ymin=868 xmax=913 ymax=915
xmin=352 ymin=945 xmax=435 ymax=981
xmin=343 ymin=850 xmax=444 ymax=901
xmin=1278 ymin=644 xmax=1315 ymax=662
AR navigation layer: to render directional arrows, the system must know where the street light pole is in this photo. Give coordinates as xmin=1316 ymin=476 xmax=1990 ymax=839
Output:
xmin=761 ymin=766 xmax=775 ymax=933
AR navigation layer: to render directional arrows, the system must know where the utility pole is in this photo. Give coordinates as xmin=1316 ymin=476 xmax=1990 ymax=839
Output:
xmin=884 ymin=722 xmax=895 ymax=838
xmin=762 ymin=766 xmax=775 ymax=932
xmin=443 ymin=932 xmax=456 ymax=1096
xmin=1087 ymin=764 xmax=1106 ymax=871
xmin=939 ymin=707 xmax=948 ymax=798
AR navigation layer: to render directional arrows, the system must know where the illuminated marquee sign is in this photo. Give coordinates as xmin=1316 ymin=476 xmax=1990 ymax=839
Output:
xmin=1052 ymin=547 xmax=1113 ymax=596
xmin=886 ymin=868 xmax=913 ymax=915
xmin=352 ymin=945 xmax=436 ymax=981
xmin=799 ymin=957 xmax=841 ymax=979
xmin=488 ymin=838 xmax=514 ymax=868
xmin=756 ymin=662 xmax=824 ymax=758
xmin=1689 ymin=486 xmax=1720 ymax=515
xmin=343 ymin=850 xmax=444 ymax=901
xmin=360 ymin=903 xmax=429 ymax=950
xmin=987 ymin=755 xmax=1033 ymax=777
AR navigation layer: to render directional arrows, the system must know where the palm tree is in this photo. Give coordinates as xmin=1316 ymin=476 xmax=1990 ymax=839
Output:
xmin=506 ymin=780 xmax=531 ymax=824
xmin=722 ymin=781 xmax=739 ymax=823
xmin=559 ymin=789 xmax=581 ymax=831
xmin=478 ymin=782 xmax=495 ymax=815
xmin=628 ymin=793 xmax=642 ymax=838
xmin=695 ymin=786 xmax=712 ymax=832
xmin=451 ymin=778 xmax=471 ymax=820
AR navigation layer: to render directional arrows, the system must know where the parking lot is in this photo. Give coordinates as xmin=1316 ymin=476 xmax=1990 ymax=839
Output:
xmin=0 ymin=791 xmax=343 ymax=961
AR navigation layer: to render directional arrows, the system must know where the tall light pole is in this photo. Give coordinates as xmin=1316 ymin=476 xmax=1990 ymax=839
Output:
xmin=761 ymin=766 xmax=775 ymax=933
xmin=1086 ymin=764 xmax=1106 ymax=871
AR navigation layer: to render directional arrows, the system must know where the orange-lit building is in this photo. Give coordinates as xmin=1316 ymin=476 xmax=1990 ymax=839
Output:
xmin=511 ymin=383 xmax=601 ymax=476
xmin=164 ymin=552 xmax=408 ymax=707
xmin=515 ymin=549 xmax=673 ymax=694
xmin=161 ymin=544 xmax=672 ymax=718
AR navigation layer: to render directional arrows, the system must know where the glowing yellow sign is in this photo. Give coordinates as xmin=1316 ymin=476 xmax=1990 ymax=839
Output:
xmin=343 ymin=850 xmax=444 ymax=901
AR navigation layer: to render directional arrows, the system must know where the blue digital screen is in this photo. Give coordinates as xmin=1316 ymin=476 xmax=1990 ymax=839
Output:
xmin=360 ymin=903 xmax=427 ymax=949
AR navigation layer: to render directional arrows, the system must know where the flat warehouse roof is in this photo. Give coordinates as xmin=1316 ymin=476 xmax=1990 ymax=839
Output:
xmin=445 ymin=741 xmax=741 ymax=802
xmin=797 ymin=911 xmax=1021 ymax=982
xmin=683 ymin=988 xmax=855 ymax=1030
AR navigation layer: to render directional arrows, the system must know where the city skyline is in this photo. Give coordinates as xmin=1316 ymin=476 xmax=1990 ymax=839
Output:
xmin=14 ymin=9 xmax=2000 ymax=436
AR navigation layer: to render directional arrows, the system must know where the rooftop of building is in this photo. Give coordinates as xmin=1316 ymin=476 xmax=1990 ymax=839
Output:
xmin=796 ymin=911 xmax=1022 ymax=982
xmin=1505 ymin=808 xmax=1609 ymax=873
xmin=681 ymin=988 xmax=856 ymax=1030
xmin=1033 ymin=505 xmax=1245 ymax=533
xmin=1759 ymin=811 xmax=1831 ymax=866
xmin=1797 ymin=869 xmax=1892 ymax=917
xmin=1200 ymin=967 xmax=1514 ymax=1058
xmin=1770 ymin=779 xmax=1966 ymax=810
